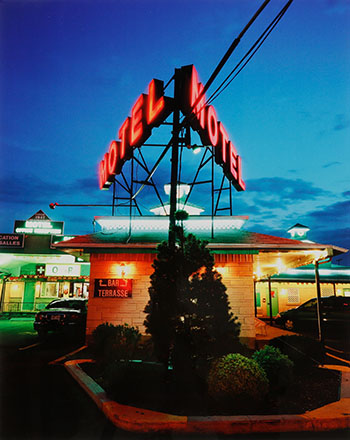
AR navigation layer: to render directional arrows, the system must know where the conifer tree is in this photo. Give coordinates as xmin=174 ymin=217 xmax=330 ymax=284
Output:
xmin=143 ymin=228 xmax=240 ymax=374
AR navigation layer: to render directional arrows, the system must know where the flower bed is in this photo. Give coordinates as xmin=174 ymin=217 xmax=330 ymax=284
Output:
xmin=81 ymin=361 xmax=341 ymax=416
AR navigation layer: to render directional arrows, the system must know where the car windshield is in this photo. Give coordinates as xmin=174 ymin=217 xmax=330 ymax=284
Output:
xmin=300 ymin=299 xmax=317 ymax=309
xmin=46 ymin=300 xmax=86 ymax=311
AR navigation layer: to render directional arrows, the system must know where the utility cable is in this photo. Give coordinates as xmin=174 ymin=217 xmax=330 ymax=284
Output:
xmin=191 ymin=0 xmax=271 ymax=112
xmin=207 ymin=0 xmax=293 ymax=105
xmin=181 ymin=0 xmax=293 ymax=128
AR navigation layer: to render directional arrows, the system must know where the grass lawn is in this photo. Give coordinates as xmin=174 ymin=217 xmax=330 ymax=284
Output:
xmin=81 ymin=360 xmax=341 ymax=416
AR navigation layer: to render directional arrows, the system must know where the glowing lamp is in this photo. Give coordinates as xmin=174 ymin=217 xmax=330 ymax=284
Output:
xmin=214 ymin=266 xmax=227 ymax=276
xmin=115 ymin=263 xmax=131 ymax=278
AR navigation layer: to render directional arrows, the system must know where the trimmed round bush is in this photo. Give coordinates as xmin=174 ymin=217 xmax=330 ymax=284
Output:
xmin=252 ymin=345 xmax=294 ymax=392
xmin=91 ymin=322 xmax=141 ymax=364
xmin=207 ymin=353 xmax=269 ymax=406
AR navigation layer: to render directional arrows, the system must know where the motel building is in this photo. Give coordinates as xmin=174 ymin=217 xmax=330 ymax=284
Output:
xmin=0 ymin=211 xmax=89 ymax=314
xmin=52 ymin=191 xmax=348 ymax=345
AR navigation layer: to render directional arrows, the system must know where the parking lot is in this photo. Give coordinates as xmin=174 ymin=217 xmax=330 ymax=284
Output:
xmin=1 ymin=317 xmax=349 ymax=440
xmin=0 ymin=318 xmax=122 ymax=440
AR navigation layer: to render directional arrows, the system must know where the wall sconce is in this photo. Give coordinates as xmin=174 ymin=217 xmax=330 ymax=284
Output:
xmin=214 ymin=266 xmax=227 ymax=276
xmin=115 ymin=263 xmax=131 ymax=278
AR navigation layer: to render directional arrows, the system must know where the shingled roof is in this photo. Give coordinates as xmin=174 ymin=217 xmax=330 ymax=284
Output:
xmin=53 ymin=228 xmax=346 ymax=254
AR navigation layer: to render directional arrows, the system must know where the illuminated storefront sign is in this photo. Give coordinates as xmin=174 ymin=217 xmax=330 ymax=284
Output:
xmin=14 ymin=220 xmax=64 ymax=235
xmin=94 ymin=278 xmax=132 ymax=298
xmin=14 ymin=210 xmax=64 ymax=235
xmin=0 ymin=234 xmax=24 ymax=248
xmin=45 ymin=264 xmax=81 ymax=277
xmin=98 ymin=65 xmax=245 ymax=191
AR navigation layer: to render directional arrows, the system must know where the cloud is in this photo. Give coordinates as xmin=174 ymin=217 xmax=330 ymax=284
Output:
xmin=246 ymin=177 xmax=329 ymax=202
xmin=333 ymin=114 xmax=350 ymax=131
xmin=304 ymin=201 xmax=350 ymax=249
xmin=323 ymin=161 xmax=340 ymax=168
xmin=0 ymin=174 xmax=106 ymax=207
xmin=307 ymin=200 xmax=350 ymax=222
xmin=312 ymin=227 xmax=350 ymax=252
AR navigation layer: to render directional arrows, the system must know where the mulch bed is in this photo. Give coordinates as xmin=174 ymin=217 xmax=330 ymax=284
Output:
xmin=81 ymin=361 xmax=341 ymax=416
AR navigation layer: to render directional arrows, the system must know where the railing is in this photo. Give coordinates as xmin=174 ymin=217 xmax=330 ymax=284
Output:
xmin=1 ymin=301 xmax=47 ymax=313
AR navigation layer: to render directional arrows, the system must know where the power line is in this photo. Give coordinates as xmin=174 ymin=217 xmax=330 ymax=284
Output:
xmin=181 ymin=0 xmax=293 ymax=128
xmin=207 ymin=0 xmax=293 ymax=106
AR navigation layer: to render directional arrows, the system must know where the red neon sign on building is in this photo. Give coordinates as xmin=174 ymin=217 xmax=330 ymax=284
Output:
xmin=98 ymin=65 xmax=245 ymax=192
xmin=99 ymin=80 xmax=173 ymax=189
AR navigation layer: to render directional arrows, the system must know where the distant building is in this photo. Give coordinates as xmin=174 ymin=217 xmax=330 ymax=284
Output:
xmin=0 ymin=211 xmax=89 ymax=313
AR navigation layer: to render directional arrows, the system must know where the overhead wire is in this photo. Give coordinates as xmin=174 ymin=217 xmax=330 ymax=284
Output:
xmin=206 ymin=0 xmax=293 ymax=106
xmin=180 ymin=0 xmax=293 ymax=128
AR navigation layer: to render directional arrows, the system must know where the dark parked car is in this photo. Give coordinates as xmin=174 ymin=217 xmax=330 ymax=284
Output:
xmin=34 ymin=298 xmax=88 ymax=338
xmin=275 ymin=296 xmax=350 ymax=337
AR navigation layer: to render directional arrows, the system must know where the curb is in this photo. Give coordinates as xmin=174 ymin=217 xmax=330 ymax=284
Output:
xmin=64 ymin=359 xmax=350 ymax=435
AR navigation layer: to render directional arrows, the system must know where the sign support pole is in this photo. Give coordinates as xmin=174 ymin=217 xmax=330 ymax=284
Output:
xmin=169 ymin=69 xmax=181 ymax=247
xmin=315 ymin=260 xmax=324 ymax=344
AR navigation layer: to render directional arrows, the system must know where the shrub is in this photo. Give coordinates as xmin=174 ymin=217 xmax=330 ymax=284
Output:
xmin=207 ymin=353 xmax=268 ymax=409
xmin=144 ymin=231 xmax=241 ymax=375
xmin=268 ymin=335 xmax=325 ymax=370
xmin=91 ymin=322 xmax=141 ymax=365
xmin=252 ymin=345 xmax=294 ymax=392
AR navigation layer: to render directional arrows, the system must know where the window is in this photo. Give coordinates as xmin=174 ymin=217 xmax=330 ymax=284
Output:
xmin=301 ymin=299 xmax=317 ymax=309
xmin=287 ymin=287 xmax=300 ymax=305
xmin=321 ymin=285 xmax=333 ymax=297
xmin=8 ymin=282 xmax=24 ymax=298
xmin=343 ymin=289 xmax=350 ymax=297
xmin=41 ymin=282 xmax=59 ymax=298
xmin=256 ymin=291 xmax=261 ymax=308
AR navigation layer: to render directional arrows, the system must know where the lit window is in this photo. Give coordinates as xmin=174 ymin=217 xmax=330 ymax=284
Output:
xmin=321 ymin=286 xmax=333 ymax=297
xmin=41 ymin=282 xmax=59 ymax=298
xmin=287 ymin=288 xmax=300 ymax=305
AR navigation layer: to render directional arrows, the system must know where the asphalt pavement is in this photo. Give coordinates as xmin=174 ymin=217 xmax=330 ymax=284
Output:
xmin=1 ymin=318 xmax=349 ymax=440
xmin=0 ymin=318 xmax=123 ymax=439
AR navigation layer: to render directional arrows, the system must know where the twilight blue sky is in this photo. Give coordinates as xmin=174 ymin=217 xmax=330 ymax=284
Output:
xmin=1 ymin=0 xmax=349 ymax=262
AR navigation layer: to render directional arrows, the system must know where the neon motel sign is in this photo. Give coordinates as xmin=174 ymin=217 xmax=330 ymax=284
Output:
xmin=98 ymin=65 xmax=245 ymax=192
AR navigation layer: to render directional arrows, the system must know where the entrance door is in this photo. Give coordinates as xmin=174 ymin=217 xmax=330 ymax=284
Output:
xmin=267 ymin=290 xmax=279 ymax=317
xmin=22 ymin=282 xmax=35 ymax=311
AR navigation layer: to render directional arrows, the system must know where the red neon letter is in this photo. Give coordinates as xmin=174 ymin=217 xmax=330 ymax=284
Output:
xmin=219 ymin=122 xmax=229 ymax=163
xmin=237 ymin=155 xmax=246 ymax=191
xmin=207 ymin=105 xmax=219 ymax=147
xmin=108 ymin=140 xmax=118 ymax=175
xmin=99 ymin=153 xmax=110 ymax=189
xmin=147 ymin=79 xmax=164 ymax=125
xmin=190 ymin=67 xmax=206 ymax=129
xmin=118 ymin=118 xmax=130 ymax=160
xmin=130 ymin=94 xmax=144 ymax=146
xmin=229 ymin=141 xmax=238 ymax=181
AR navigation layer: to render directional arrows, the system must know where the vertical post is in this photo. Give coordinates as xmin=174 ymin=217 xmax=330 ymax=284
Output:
xmin=129 ymin=157 xmax=134 ymax=239
xmin=0 ymin=276 xmax=9 ymax=312
xmin=333 ymin=282 xmax=337 ymax=296
xmin=268 ymin=277 xmax=273 ymax=326
xmin=315 ymin=260 xmax=324 ymax=343
xmin=211 ymin=148 xmax=214 ymax=239
xmin=169 ymin=69 xmax=181 ymax=247
xmin=112 ymin=181 xmax=116 ymax=216
xmin=254 ymin=280 xmax=257 ymax=317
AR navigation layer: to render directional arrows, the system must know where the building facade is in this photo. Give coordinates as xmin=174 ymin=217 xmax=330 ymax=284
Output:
xmin=55 ymin=215 xmax=347 ymax=344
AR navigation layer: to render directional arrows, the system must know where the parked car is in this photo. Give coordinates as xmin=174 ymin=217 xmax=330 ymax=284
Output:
xmin=275 ymin=296 xmax=350 ymax=337
xmin=34 ymin=298 xmax=88 ymax=338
